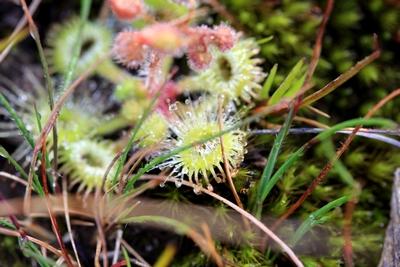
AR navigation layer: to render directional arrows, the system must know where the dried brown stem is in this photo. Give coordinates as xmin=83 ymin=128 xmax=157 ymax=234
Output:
xmin=62 ymin=176 xmax=82 ymax=267
xmin=217 ymin=99 xmax=251 ymax=232
xmin=0 ymin=172 xmax=29 ymax=187
xmin=121 ymin=239 xmax=151 ymax=267
xmin=0 ymin=226 xmax=62 ymax=257
xmin=217 ymin=100 xmax=243 ymax=208
xmin=305 ymin=0 xmax=334 ymax=84
xmin=95 ymin=237 xmax=102 ymax=267
xmin=0 ymin=0 xmax=41 ymax=63
xmin=204 ymin=0 xmax=244 ymax=31
xmin=293 ymin=116 xmax=330 ymax=129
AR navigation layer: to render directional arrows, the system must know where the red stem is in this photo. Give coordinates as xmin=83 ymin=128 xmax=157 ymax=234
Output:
xmin=41 ymin=143 xmax=74 ymax=267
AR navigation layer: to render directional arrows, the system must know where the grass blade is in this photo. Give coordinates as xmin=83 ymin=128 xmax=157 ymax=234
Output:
xmin=122 ymin=247 xmax=132 ymax=267
xmin=61 ymin=0 xmax=92 ymax=89
xmin=20 ymin=240 xmax=55 ymax=267
xmin=0 ymin=145 xmax=28 ymax=180
xmin=320 ymin=139 xmax=354 ymax=186
xmin=0 ymin=93 xmax=44 ymax=194
xmin=251 ymin=117 xmax=392 ymax=218
xmin=269 ymin=59 xmax=304 ymax=105
xmin=112 ymin=88 xmax=163 ymax=186
xmin=290 ymin=196 xmax=349 ymax=246
xmin=252 ymin=105 xmax=295 ymax=218
xmin=259 ymin=63 xmax=278 ymax=100
xmin=284 ymin=71 xmax=307 ymax=98
xmin=0 ymin=92 xmax=34 ymax=147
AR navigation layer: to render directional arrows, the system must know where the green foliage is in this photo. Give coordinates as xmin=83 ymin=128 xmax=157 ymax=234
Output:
xmin=268 ymin=59 xmax=305 ymax=105
xmin=252 ymin=106 xmax=295 ymax=217
xmin=0 ymin=0 xmax=398 ymax=266
xmin=290 ymin=196 xmax=349 ymax=245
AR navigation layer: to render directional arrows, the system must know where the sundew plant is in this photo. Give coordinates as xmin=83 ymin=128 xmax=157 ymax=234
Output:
xmin=0 ymin=0 xmax=399 ymax=266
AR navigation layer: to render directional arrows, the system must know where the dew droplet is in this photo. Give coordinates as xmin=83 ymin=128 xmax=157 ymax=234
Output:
xmin=169 ymin=103 xmax=178 ymax=111
xmin=193 ymin=185 xmax=202 ymax=195
xmin=175 ymin=179 xmax=182 ymax=188
xmin=159 ymin=182 xmax=165 ymax=187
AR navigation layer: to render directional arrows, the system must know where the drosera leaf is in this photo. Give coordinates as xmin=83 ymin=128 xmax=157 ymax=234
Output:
xmin=269 ymin=59 xmax=304 ymax=105
xmin=123 ymin=114 xmax=252 ymax=192
xmin=290 ymin=195 xmax=349 ymax=246
xmin=259 ymin=63 xmax=278 ymax=100
xmin=254 ymin=146 xmax=305 ymax=213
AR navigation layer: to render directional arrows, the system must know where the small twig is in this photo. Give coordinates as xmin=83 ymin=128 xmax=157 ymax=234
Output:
xmin=204 ymin=0 xmax=243 ymax=31
xmin=62 ymin=177 xmax=82 ymax=267
xmin=121 ymin=239 xmax=151 ymax=267
xmin=217 ymin=100 xmax=243 ymax=208
xmin=217 ymin=98 xmax=251 ymax=232
xmin=0 ymin=191 xmax=27 ymax=239
xmin=0 ymin=0 xmax=41 ymax=63
xmin=305 ymin=0 xmax=334 ymax=84
xmin=0 ymin=226 xmax=62 ymax=257
xmin=251 ymin=128 xmax=400 ymax=148
xmin=306 ymin=105 xmax=331 ymax=118
xmin=198 ymin=224 xmax=224 ymax=267
xmin=95 ymin=237 xmax=102 ymax=267
xmin=94 ymin=197 xmax=108 ymax=267
xmin=294 ymin=116 xmax=330 ymax=128
xmin=0 ymin=171 xmax=29 ymax=187
xmin=112 ymin=229 xmax=123 ymax=265
xmin=118 ymin=146 xmax=159 ymax=194
xmin=251 ymin=128 xmax=400 ymax=136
